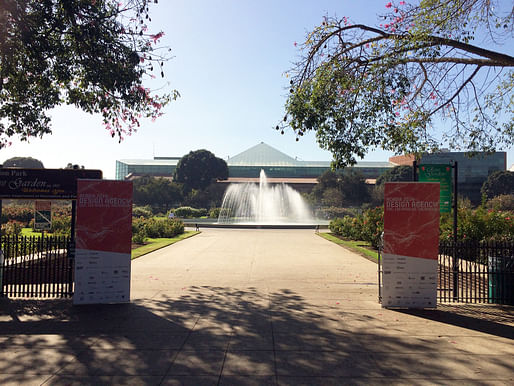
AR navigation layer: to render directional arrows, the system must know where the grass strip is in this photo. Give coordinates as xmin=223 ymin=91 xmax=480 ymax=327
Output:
xmin=318 ymin=232 xmax=379 ymax=262
xmin=131 ymin=231 xmax=200 ymax=259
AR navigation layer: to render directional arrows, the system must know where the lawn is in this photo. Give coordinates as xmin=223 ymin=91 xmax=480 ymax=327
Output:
xmin=318 ymin=232 xmax=379 ymax=262
xmin=131 ymin=231 xmax=200 ymax=259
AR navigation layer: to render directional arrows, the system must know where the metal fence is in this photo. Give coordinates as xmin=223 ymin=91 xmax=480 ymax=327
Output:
xmin=378 ymin=240 xmax=514 ymax=305
xmin=0 ymin=235 xmax=73 ymax=298
xmin=438 ymin=240 xmax=513 ymax=304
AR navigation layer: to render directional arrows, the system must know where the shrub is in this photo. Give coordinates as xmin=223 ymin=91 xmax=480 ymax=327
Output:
xmin=174 ymin=206 xmax=208 ymax=218
xmin=316 ymin=207 xmax=359 ymax=220
xmin=439 ymin=207 xmax=513 ymax=242
xmin=209 ymin=207 xmax=221 ymax=218
xmin=49 ymin=215 xmax=71 ymax=235
xmin=132 ymin=217 xmax=185 ymax=239
xmin=2 ymin=220 xmax=23 ymax=235
xmin=1 ymin=206 xmax=33 ymax=226
xmin=132 ymin=217 xmax=147 ymax=243
xmin=360 ymin=207 xmax=384 ymax=248
xmin=329 ymin=215 xmax=364 ymax=241
xmin=487 ymin=194 xmax=514 ymax=211
xmin=132 ymin=205 xmax=153 ymax=218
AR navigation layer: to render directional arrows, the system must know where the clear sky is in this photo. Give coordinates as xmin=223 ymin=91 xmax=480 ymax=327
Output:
xmin=1 ymin=0 xmax=513 ymax=178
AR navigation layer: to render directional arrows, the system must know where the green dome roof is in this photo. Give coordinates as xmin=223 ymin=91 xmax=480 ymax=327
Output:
xmin=227 ymin=142 xmax=299 ymax=166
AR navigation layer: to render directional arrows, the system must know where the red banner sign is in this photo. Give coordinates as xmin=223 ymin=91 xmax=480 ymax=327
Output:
xmin=382 ymin=182 xmax=440 ymax=308
xmin=74 ymin=180 xmax=133 ymax=305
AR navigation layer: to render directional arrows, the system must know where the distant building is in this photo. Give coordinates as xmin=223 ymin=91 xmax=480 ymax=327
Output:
xmin=115 ymin=144 xmax=506 ymax=199
xmin=388 ymin=151 xmax=507 ymax=203
xmin=115 ymin=143 xmax=392 ymax=192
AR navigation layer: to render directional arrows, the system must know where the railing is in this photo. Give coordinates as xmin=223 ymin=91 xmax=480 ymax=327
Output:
xmin=378 ymin=240 xmax=514 ymax=305
xmin=0 ymin=235 xmax=73 ymax=298
xmin=439 ymin=240 xmax=513 ymax=304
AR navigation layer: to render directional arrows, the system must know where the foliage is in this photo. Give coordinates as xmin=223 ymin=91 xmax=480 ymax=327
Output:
xmin=173 ymin=149 xmax=228 ymax=191
xmin=331 ymin=203 xmax=513 ymax=245
xmin=132 ymin=205 xmax=154 ymax=218
xmin=131 ymin=217 xmax=147 ymax=244
xmin=0 ymin=0 xmax=178 ymax=147
xmin=131 ymin=217 xmax=184 ymax=242
xmin=1 ymin=220 xmax=23 ymax=235
xmin=183 ymin=183 xmax=226 ymax=209
xmin=312 ymin=169 xmax=371 ymax=207
xmin=1 ymin=205 xmax=34 ymax=225
xmin=209 ymin=207 xmax=221 ymax=218
xmin=486 ymin=194 xmax=514 ymax=211
xmin=329 ymin=206 xmax=383 ymax=248
xmin=281 ymin=0 xmax=514 ymax=167
xmin=173 ymin=206 xmax=208 ymax=218
xmin=316 ymin=206 xmax=358 ymax=220
xmin=2 ymin=156 xmax=44 ymax=168
xmin=481 ymin=171 xmax=514 ymax=199
xmin=132 ymin=176 xmax=183 ymax=212
xmin=49 ymin=214 xmax=71 ymax=235
xmin=376 ymin=165 xmax=413 ymax=185
xmin=440 ymin=207 xmax=513 ymax=242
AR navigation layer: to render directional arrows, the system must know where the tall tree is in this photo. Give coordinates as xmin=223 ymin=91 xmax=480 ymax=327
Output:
xmin=481 ymin=170 xmax=514 ymax=199
xmin=0 ymin=0 xmax=178 ymax=147
xmin=3 ymin=156 xmax=44 ymax=168
xmin=174 ymin=150 xmax=228 ymax=191
xmin=280 ymin=0 xmax=514 ymax=168
xmin=375 ymin=165 xmax=414 ymax=185
xmin=133 ymin=176 xmax=183 ymax=212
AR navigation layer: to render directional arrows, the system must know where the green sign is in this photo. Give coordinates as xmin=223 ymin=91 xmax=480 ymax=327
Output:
xmin=418 ymin=164 xmax=452 ymax=213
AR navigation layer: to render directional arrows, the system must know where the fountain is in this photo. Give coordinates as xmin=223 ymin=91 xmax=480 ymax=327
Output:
xmin=218 ymin=169 xmax=315 ymax=225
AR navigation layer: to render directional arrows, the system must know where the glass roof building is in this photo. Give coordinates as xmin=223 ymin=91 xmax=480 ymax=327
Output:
xmin=115 ymin=142 xmax=393 ymax=181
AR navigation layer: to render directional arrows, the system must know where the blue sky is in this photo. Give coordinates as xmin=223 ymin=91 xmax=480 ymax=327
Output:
xmin=1 ymin=0 xmax=512 ymax=178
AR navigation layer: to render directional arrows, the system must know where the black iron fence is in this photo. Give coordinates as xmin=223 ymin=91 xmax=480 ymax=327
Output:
xmin=438 ymin=240 xmax=513 ymax=304
xmin=0 ymin=235 xmax=73 ymax=298
xmin=378 ymin=240 xmax=514 ymax=305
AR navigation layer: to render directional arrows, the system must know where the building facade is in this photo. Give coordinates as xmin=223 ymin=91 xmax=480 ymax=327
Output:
xmin=115 ymin=143 xmax=506 ymax=201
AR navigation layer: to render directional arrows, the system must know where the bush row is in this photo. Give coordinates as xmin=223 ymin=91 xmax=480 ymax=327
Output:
xmin=329 ymin=207 xmax=384 ymax=248
xmin=132 ymin=218 xmax=185 ymax=244
xmin=330 ymin=206 xmax=514 ymax=247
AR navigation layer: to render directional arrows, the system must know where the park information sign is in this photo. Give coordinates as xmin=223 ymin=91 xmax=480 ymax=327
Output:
xmin=382 ymin=182 xmax=440 ymax=309
xmin=418 ymin=164 xmax=452 ymax=213
xmin=0 ymin=168 xmax=102 ymax=199
xmin=74 ymin=180 xmax=133 ymax=305
xmin=34 ymin=201 xmax=52 ymax=230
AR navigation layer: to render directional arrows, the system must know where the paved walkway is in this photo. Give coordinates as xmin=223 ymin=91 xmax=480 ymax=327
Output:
xmin=1 ymin=228 xmax=513 ymax=385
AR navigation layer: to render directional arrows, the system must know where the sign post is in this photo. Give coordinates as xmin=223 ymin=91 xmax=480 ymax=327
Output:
xmin=74 ymin=180 xmax=133 ymax=305
xmin=382 ymin=182 xmax=440 ymax=308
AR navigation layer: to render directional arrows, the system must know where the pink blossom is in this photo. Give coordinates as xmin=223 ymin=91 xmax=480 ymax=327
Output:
xmin=150 ymin=31 xmax=164 ymax=43
xmin=399 ymin=1 xmax=405 ymax=5
xmin=385 ymin=2 xmax=392 ymax=8
xmin=294 ymin=41 xmax=297 ymax=47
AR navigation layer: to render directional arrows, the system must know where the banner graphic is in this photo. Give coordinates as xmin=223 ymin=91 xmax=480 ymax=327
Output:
xmin=74 ymin=180 xmax=133 ymax=305
xmin=382 ymin=182 xmax=440 ymax=308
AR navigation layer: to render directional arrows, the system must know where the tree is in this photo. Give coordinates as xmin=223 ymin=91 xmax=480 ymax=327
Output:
xmin=133 ymin=176 xmax=183 ymax=212
xmin=481 ymin=170 xmax=514 ymax=199
xmin=173 ymin=150 xmax=228 ymax=191
xmin=3 ymin=156 xmax=44 ymax=168
xmin=375 ymin=165 xmax=413 ymax=185
xmin=0 ymin=0 xmax=179 ymax=147
xmin=312 ymin=169 xmax=370 ymax=207
xmin=280 ymin=0 xmax=514 ymax=168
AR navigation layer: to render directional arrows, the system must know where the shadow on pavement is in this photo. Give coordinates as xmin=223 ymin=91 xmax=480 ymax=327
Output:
xmin=1 ymin=288 xmax=513 ymax=384
xmin=395 ymin=304 xmax=514 ymax=339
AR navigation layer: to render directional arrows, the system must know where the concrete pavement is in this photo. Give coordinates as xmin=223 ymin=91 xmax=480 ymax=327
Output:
xmin=0 ymin=228 xmax=513 ymax=385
